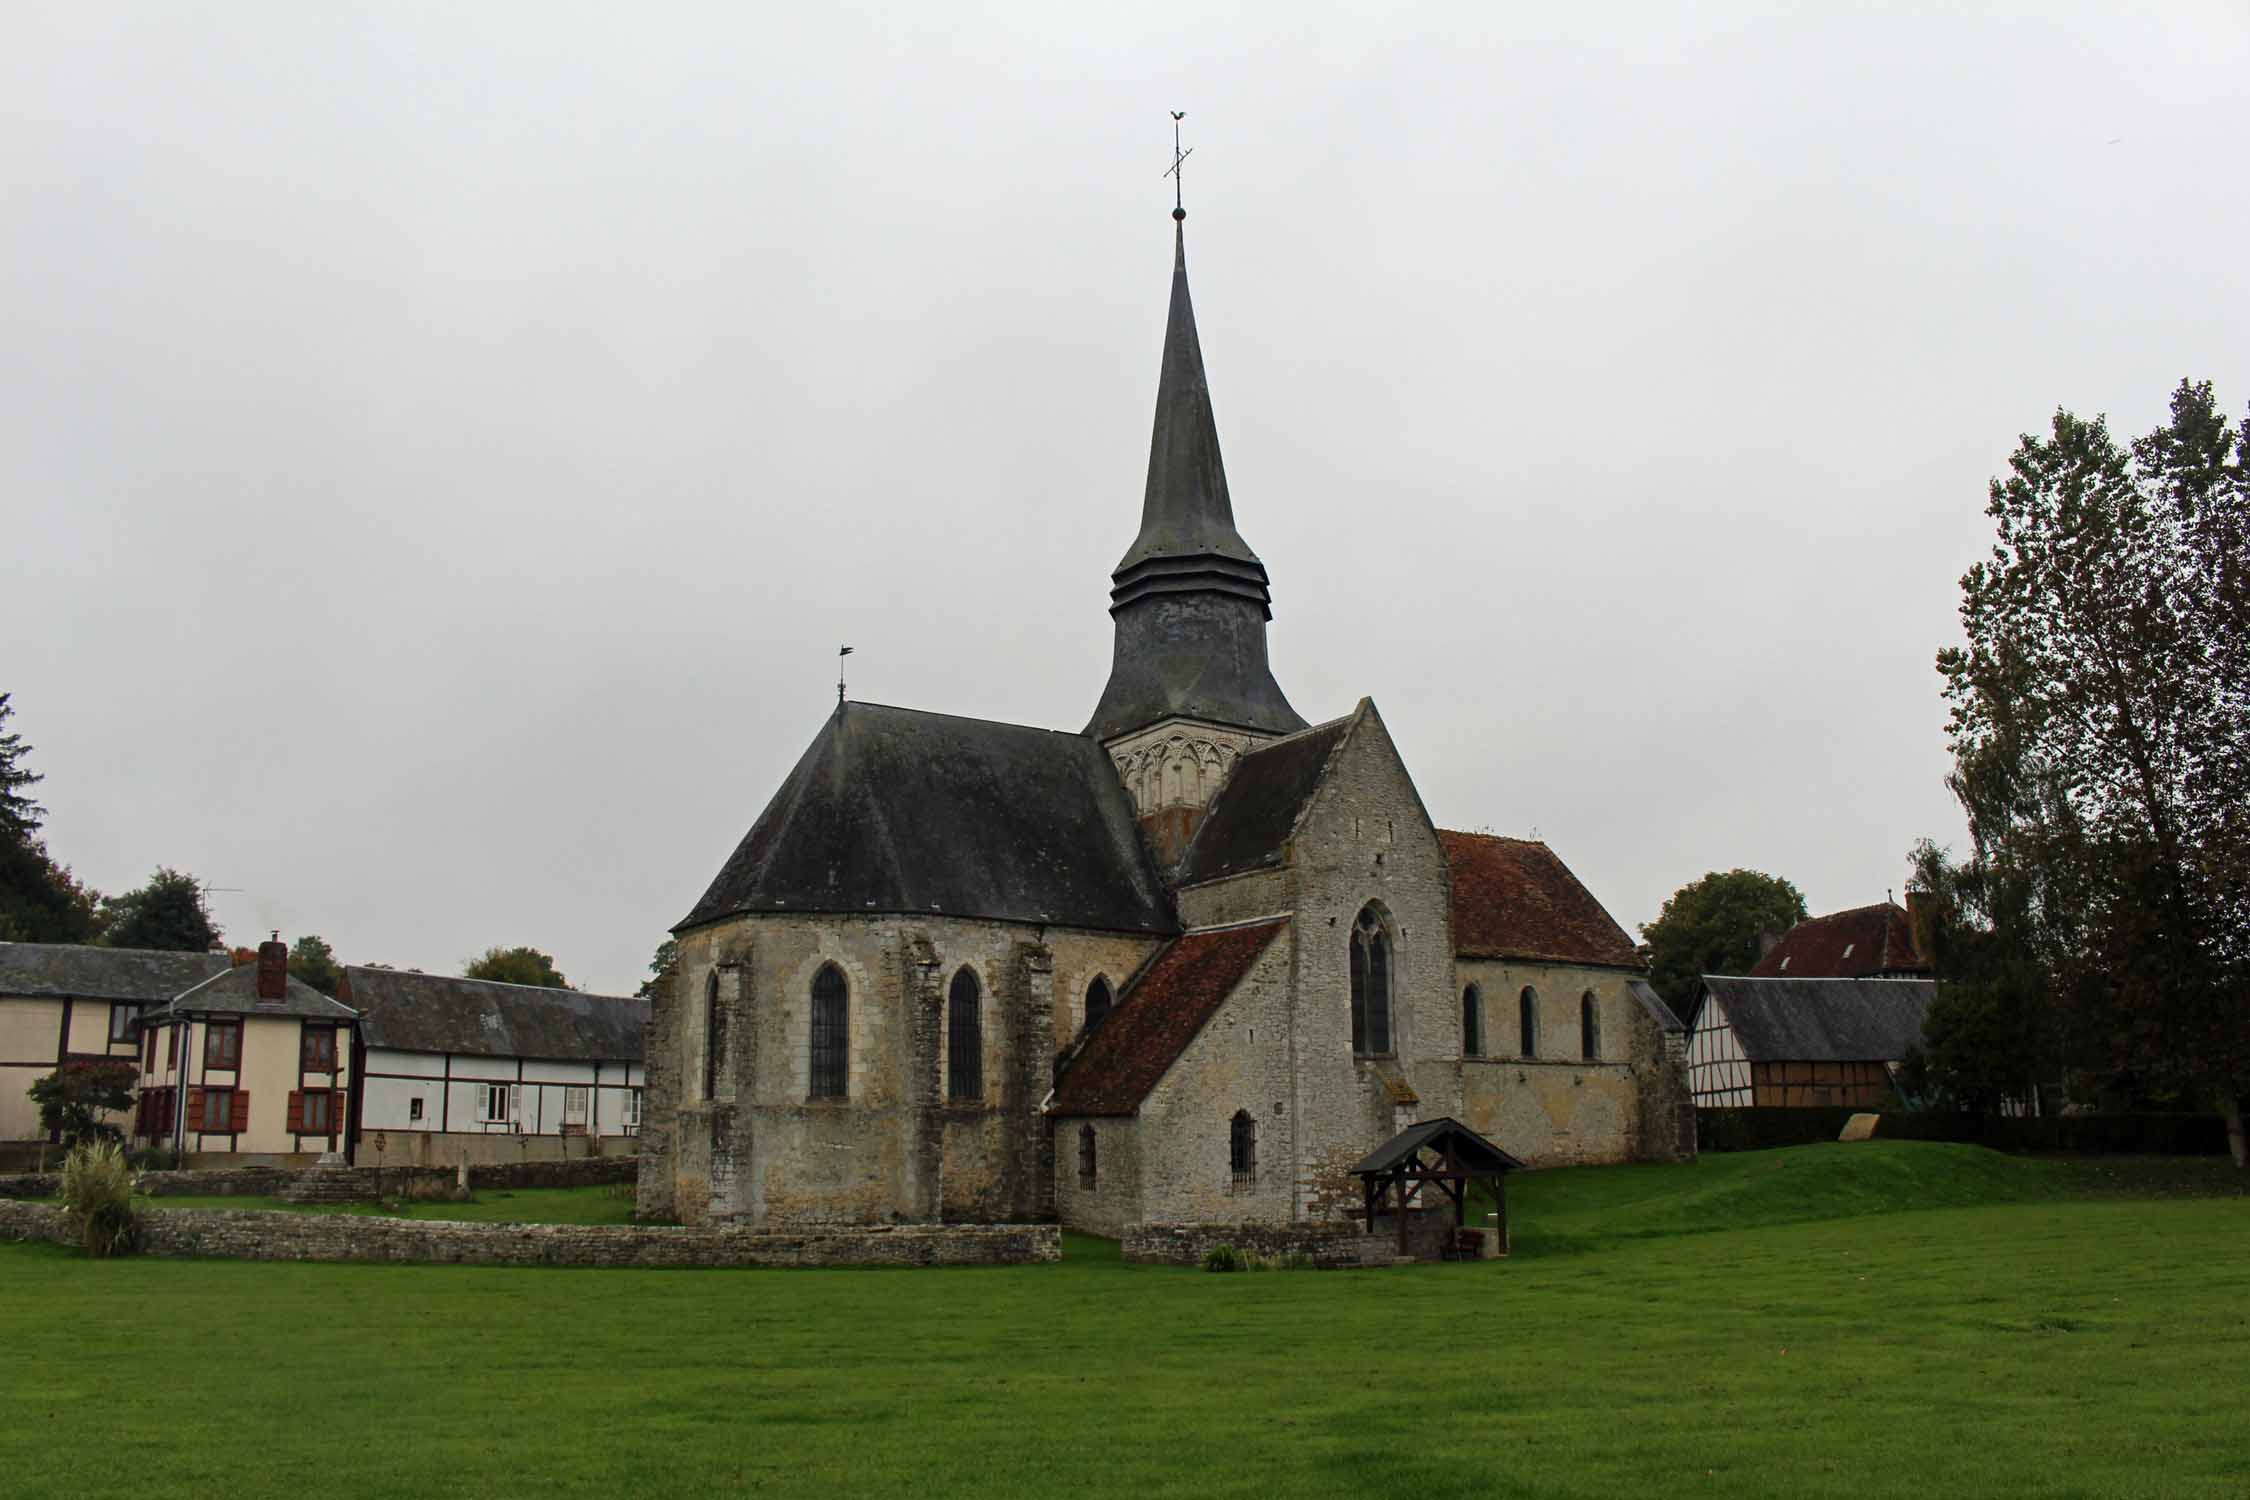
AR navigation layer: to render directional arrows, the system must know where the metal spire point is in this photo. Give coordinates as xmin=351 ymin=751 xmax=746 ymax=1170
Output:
xmin=1164 ymin=111 xmax=1191 ymax=221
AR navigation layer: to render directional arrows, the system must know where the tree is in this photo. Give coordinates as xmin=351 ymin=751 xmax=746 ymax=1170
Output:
xmin=96 ymin=868 xmax=221 ymax=953
xmin=29 ymin=1060 xmax=138 ymax=1148
xmin=464 ymin=945 xmax=571 ymax=989
xmin=0 ymin=694 xmax=101 ymax=944
xmin=1639 ymin=869 xmax=1807 ymax=1013
xmin=1935 ymin=380 xmax=2249 ymax=1163
xmin=287 ymin=934 xmax=343 ymax=995
xmin=1902 ymin=842 xmax=2055 ymax=1113
xmin=637 ymin=938 xmax=679 ymax=1000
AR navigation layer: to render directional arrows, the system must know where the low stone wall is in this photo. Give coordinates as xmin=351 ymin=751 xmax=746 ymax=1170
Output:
xmin=0 ymin=1155 xmax=637 ymax=1203
xmin=0 ymin=1166 xmax=297 ymax=1200
xmin=1122 ymin=1220 xmax=1399 ymax=1268
xmin=0 ymin=1199 xmax=1057 ymax=1269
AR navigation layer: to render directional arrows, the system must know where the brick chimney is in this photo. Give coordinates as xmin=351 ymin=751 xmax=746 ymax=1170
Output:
xmin=1903 ymin=890 xmax=1932 ymax=965
xmin=256 ymin=932 xmax=288 ymax=1002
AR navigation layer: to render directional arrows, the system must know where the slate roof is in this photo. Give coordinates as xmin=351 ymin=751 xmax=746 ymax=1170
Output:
xmin=1626 ymin=978 xmax=1686 ymax=1034
xmin=1049 ymin=918 xmax=1287 ymax=1116
xmin=1694 ymin=975 xmax=1934 ymax=1063
xmin=680 ymin=702 xmax=1176 ymax=936
xmin=1175 ymin=714 xmax=1355 ymax=885
xmin=1440 ymin=831 xmax=1643 ymax=970
xmin=1749 ymin=903 xmax=1929 ymax=979
xmin=0 ymin=942 xmax=229 ymax=1004
xmin=152 ymin=963 xmax=358 ymax=1023
xmin=1350 ymin=1117 xmax=1526 ymax=1176
xmin=345 ymin=967 xmax=646 ymax=1062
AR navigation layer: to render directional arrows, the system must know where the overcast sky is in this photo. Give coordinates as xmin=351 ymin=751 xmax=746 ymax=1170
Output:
xmin=5 ymin=4 xmax=2246 ymax=994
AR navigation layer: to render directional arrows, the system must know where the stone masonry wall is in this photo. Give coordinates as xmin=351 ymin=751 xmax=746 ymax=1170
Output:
xmin=1133 ymin=928 xmax=1297 ymax=1225
xmin=0 ymin=1198 xmax=1057 ymax=1268
xmin=1121 ymin=1219 xmax=1398 ymax=1268
xmin=654 ymin=913 xmax=1162 ymax=1228
xmin=1049 ymin=1115 xmax=1142 ymax=1237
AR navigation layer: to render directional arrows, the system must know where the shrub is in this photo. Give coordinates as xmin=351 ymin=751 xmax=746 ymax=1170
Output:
xmin=59 ymin=1140 xmax=140 ymax=1257
xmin=128 ymin=1146 xmax=181 ymax=1172
xmin=1202 ymin=1243 xmax=1244 ymax=1272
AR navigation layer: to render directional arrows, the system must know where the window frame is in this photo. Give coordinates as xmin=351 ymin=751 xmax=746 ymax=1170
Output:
xmin=204 ymin=1019 xmax=242 ymax=1070
xmin=1084 ymin=975 xmax=1113 ymax=1034
xmin=108 ymin=1003 xmax=139 ymax=1045
xmin=198 ymin=1086 xmax=234 ymax=1133
xmin=1078 ymin=1123 xmax=1098 ymax=1188
xmin=1519 ymin=987 xmax=1540 ymax=1059
xmin=1581 ymin=992 xmax=1601 ymax=1061
xmin=481 ymin=1083 xmax=513 ymax=1125
xmin=1349 ymin=907 xmax=1394 ymax=1055
xmin=946 ymin=967 xmax=984 ymax=1104
xmin=1462 ymin=984 xmax=1484 ymax=1058
xmin=300 ymin=1024 xmax=337 ymax=1073
xmin=408 ymin=1096 xmax=425 ymax=1124
xmin=808 ymin=964 xmax=849 ymax=1101
xmin=301 ymin=1088 xmax=334 ymax=1134
xmin=1229 ymin=1110 xmax=1257 ymax=1179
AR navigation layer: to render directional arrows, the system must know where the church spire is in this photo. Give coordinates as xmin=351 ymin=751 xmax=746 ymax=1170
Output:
xmin=1084 ymin=195 xmax=1305 ymax=744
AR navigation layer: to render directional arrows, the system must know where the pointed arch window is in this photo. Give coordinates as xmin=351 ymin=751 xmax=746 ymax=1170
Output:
xmin=1230 ymin=1110 xmax=1257 ymax=1178
xmin=1519 ymin=987 xmax=1540 ymax=1059
xmin=1085 ymin=976 xmax=1113 ymax=1034
xmin=703 ymin=971 xmax=725 ymax=1101
xmin=947 ymin=967 xmax=983 ymax=1103
xmin=1349 ymin=907 xmax=1392 ymax=1055
xmin=1581 ymin=992 xmax=1601 ymax=1061
xmin=809 ymin=965 xmax=848 ymax=1100
xmin=1078 ymin=1123 xmax=1098 ymax=1187
xmin=1462 ymin=984 xmax=1484 ymax=1058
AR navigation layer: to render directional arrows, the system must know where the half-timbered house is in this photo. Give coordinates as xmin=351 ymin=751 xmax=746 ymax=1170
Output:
xmin=1685 ymin=974 xmax=1934 ymax=1108
xmin=343 ymin=967 xmax=647 ymax=1167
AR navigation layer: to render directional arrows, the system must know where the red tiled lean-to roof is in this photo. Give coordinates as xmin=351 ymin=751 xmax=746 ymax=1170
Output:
xmin=1050 ymin=919 xmax=1287 ymax=1117
xmin=1749 ymin=903 xmax=1928 ymax=979
xmin=1439 ymin=831 xmax=1643 ymax=969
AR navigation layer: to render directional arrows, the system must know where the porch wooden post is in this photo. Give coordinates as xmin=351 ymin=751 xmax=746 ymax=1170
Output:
xmin=1396 ymin=1168 xmax=1410 ymax=1256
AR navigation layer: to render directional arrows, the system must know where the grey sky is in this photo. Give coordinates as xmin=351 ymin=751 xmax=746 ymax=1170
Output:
xmin=6 ymin=3 xmax=2246 ymax=995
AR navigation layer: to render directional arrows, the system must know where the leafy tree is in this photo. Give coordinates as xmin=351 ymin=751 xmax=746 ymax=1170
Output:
xmin=637 ymin=938 xmax=679 ymax=1000
xmin=1899 ymin=840 xmax=2056 ymax=1113
xmin=29 ymin=1060 xmax=138 ymax=1148
xmin=1639 ymin=869 xmax=1808 ymax=1012
xmin=464 ymin=945 xmax=572 ymax=989
xmin=1934 ymin=379 xmax=2248 ymax=1164
xmin=287 ymin=934 xmax=343 ymax=995
xmin=0 ymin=694 xmax=101 ymax=944
xmin=96 ymin=868 xmax=221 ymax=953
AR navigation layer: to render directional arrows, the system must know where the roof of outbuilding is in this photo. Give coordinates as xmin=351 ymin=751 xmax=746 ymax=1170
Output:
xmin=680 ymin=702 xmax=1176 ymax=936
xmin=1350 ymin=1116 xmax=1526 ymax=1176
xmin=1049 ymin=918 xmax=1287 ymax=1117
xmin=1749 ymin=903 xmax=1928 ymax=979
xmin=1693 ymin=975 xmax=1934 ymax=1063
xmin=344 ymin=968 xmax=646 ymax=1062
xmin=0 ymin=942 xmax=229 ymax=1004
xmin=152 ymin=963 xmax=358 ymax=1022
xmin=1440 ymin=831 xmax=1643 ymax=969
xmin=1175 ymin=713 xmax=1355 ymax=885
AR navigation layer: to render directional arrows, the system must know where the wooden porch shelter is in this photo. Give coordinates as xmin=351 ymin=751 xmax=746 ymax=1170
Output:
xmin=1350 ymin=1117 xmax=1526 ymax=1259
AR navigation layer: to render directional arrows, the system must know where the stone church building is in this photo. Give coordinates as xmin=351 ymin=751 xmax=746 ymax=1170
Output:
xmin=637 ymin=214 xmax=1692 ymax=1231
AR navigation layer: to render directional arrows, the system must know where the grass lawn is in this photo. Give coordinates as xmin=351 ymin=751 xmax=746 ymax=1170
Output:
xmin=2 ymin=1142 xmax=2243 ymax=1499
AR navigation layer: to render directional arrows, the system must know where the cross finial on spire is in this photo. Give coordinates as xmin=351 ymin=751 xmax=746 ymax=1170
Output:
xmin=1164 ymin=111 xmax=1191 ymax=221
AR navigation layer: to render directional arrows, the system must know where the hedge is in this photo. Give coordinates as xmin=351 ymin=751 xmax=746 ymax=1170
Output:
xmin=1696 ymin=1107 xmax=2229 ymax=1156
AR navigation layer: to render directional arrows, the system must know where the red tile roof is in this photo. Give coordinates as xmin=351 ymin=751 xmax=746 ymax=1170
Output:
xmin=1748 ymin=903 xmax=1928 ymax=979
xmin=1439 ymin=831 xmax=1643 ymax=970
xmin=1049 ymin=919 xmax=1287 ymax=1117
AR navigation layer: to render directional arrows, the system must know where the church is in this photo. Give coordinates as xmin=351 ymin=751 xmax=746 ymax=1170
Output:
xmin=636 ymin=207 xmax=1693 ymax=1234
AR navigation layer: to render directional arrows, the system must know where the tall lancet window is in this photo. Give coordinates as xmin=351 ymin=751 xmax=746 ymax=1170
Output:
xmin=1462 ymin=985 xmax=1484 ymax=1058
xmin=1350 ymin=907 xmax=1392 ymax=1054
xmin=703 ymin=971 xmax=725 ymax=1101
xmin=1519 ymin=987 xmax=1541 ymax=1060
xmin=1084 ymin=976 xmax=1113 ymax=1034
xmin=1581 ymin=992 xmax=1601 ymax=1061
xmin=947 ymin=967 xmax=983 ymax=1103
xmin=809 ymin=964 xmax=848 ymax=1100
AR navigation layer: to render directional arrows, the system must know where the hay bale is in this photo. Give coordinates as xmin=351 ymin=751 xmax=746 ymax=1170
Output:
xmin=1839 ymin=1113 xmax=1881 ymax=1142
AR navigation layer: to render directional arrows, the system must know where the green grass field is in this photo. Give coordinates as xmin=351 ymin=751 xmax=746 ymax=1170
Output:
xmin=3 ymin=1143 xmax=2243 ymax=1499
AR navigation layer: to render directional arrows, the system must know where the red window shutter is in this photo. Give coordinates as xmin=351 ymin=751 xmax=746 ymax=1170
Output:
xmin=329 ymin=1089 xmax=343 ymax=1138
xmin=186 ymin=1087 xmax=203 ymax=1130
xmin=230 ymin=1090 xmax=250 ymax=1133
xmin=287 ymin=1091 xmax=305 ymax=1133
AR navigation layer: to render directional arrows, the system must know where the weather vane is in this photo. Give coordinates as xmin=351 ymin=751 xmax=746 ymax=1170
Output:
xmin=1164 ymin=111 xmax=1191 ymax=221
